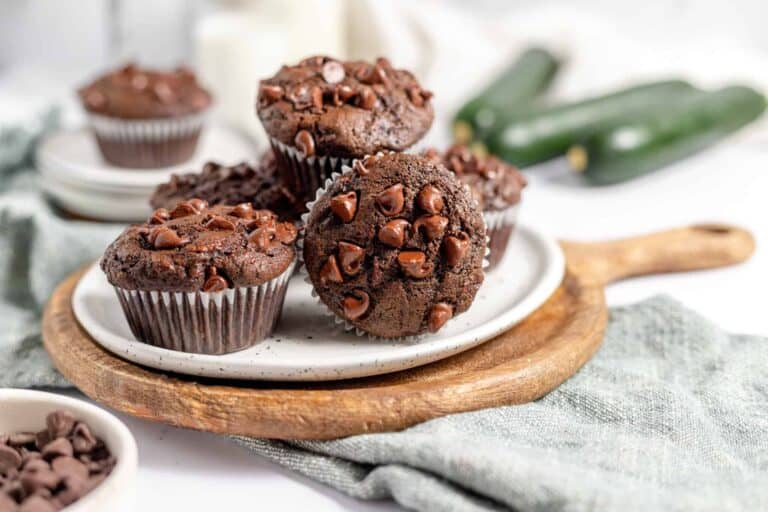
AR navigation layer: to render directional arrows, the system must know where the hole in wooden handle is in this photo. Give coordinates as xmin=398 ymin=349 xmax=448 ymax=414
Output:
xmin=691 ymin=224 xmax=733 ymax=235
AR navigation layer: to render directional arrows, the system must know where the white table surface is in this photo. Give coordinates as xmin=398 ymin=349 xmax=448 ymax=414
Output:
xmin=54 ymin=134 xmax=768 ymax=511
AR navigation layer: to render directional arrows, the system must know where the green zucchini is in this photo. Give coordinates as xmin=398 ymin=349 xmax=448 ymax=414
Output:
xmin=453 ymin=47 xmax=560 ymax=144
xmin=570 ymin=85 xmax=765 ymax=185
xmin=484 ymin=80 xmax=700 ymax=168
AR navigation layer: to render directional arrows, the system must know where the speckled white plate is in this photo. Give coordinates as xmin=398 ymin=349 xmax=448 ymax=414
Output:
xmin=72 ymin=225 xmax=564 ymax=381
xmin=36 ymin=125 xmax=256 ymax=222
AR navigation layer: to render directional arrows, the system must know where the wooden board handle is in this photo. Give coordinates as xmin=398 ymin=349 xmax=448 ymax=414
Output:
xmin=560 ymin=224 xmax=755 ymax=286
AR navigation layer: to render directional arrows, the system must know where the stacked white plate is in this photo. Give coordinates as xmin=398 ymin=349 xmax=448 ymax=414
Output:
xmin=36 ymin=125 xmax=257 ymax=222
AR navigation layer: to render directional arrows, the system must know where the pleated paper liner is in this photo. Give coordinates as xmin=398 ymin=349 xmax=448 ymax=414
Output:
xmin=113 ymin=259 xmax=295 ymax=354
xmin=87 ymin=111 xmax=208 ymax=168
xmin=483 ymin=203 xmax=521 ymax=270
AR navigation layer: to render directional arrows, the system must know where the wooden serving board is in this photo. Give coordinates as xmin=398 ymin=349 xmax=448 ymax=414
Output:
xmin=42 ymin=224 xmax=754 ymax=440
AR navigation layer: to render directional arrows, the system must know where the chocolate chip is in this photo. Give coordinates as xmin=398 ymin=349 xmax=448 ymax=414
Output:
xmin=343 ymin=291 xmax=370 ymax=320
xmin=0 ymin=445 xmax=22 ymax=473
xmin=70 ymin=424 xmax=96 ymax=455
xmin=41 ymin=439 xmax=72 ymax=461
xmin=188 ymin=198 xmax=208 ymax=211
xmin=153 ymin=81 xmax=176 ymax=104
xmin=310 ymin=86 xmax=323 ymax=110
xmin=248 ymin=226 xmax=277 ymax=251
xmin=378 ymin=219 xmax=410 ymax=248
xmin=319 ymin=255 xmax=344 ymax=285
xmin=83 ymin=89 xmax=106 ymax=109
xmin=417 ymin=185 xmax=444 ymax=214
xmin=202 ymin=274 xmax=228 ymax=292
xmin=170 ymin=199 xmax=205 ymax=219
xmin=352 ymin=160 xmax=368 ymax=175
xmin=131 ymin=73 xmax=149 ymax=91
xmin=287 ymin=84 xmax=317 ymax=110
xmin=444 ymin=232 xmax=470 ymax=267
xmin=358 ymin=87 xmax=377 ymax=110
xmin=260 ymin=83 xmax=284 ymax=103
xmin=413 ymin=215 xmax=448 ymax=241
xmin=330 ymin=191 xmax=357 ymax=222
xmin=397 ymin=251 xmax=432 ymax=278
xmin=22 ymin=459 xmax=48 ymax=473
xmin=149 ymin=226 xmax=189 ymax=250
xmin=204 ymin=216 xmax=236 ymax=231
xmin=338 ymin=242 xmax=365 ymax=276
xmin=51 ymin=457 xmax=88 ymax=482
xmin=428 ymin=303 xmax=453 ymax=333
xmin=376 ymin=184 xmax=404 ymax=216
xmin=274 ymin=222 xmax=298 ymax=244
xmin=230 ymin=203 xmax=254 ymax=218
xmin=336 ymin=84 xmax=356 ymax=104
xmin=149 ymin=208 xmax=170 ymax=225
xmin=407 ymin=86 xmax=424 ymax=107
xmin=294 ymin=129 xmax=315 ymax=157
xmin=321 ymin=61 xmax=345 ymax=84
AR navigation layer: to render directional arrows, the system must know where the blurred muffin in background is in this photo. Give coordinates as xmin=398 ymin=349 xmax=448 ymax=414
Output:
xmin=150 ymin=151 xmax=304 ymax=224
xmin=256 ymin=55 xmax=434 ymax=203
xmin=78 ymin=63 xmax=212 ymax=169
xmin=424 ymin=144 xmax=527 ymax=270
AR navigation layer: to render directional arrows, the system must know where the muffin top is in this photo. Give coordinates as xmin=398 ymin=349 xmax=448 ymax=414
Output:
xmin=149 ymin=152 xmax=305 ymax=223
xmin=78 ymin=63 xmax=212 ymax=119
xmin=256 ymin=56 xmax=434 ymax=158
xmin=101 ymin=199 xmax=296 ymax=292
xmin=425 ymin=144 xmax=527 ymax=211
xmin=302 ymin=153 xmax=486 ymax=338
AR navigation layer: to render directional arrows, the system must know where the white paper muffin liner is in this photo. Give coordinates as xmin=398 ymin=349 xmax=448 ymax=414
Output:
xmin=113 ymin=259 xmax=295 ymax=354
xmin=86 ymin=110 xmax=209 ymax=168
xmin=270 ymin=137 xmax=353 ymax=203
xmin=298 ymin=160 xmax=489 ymax=341
xmin=483 ymin=203 xmax=521 ymax=270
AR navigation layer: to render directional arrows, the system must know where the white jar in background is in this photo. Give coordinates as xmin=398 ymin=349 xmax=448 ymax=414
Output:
xmin=194 ymin=0 xmax=346 ymax=147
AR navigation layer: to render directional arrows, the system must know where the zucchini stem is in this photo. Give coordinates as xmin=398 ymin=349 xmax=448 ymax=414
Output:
xmin=567 ymin=146 xmax=588 ymax=173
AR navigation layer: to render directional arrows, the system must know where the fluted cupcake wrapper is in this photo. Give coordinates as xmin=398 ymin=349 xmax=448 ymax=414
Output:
xmin=483 ymin=203 xmax=521 ymax=270
xmin=298 ymin=160 xmax=490 ymax=341
xmin=270 ymin=137 xmax=353 ymax=205
xmin=113 ymin=259 xmax=295 ymax=355
xmin=87 ymin=111 xmax=209 ymax=168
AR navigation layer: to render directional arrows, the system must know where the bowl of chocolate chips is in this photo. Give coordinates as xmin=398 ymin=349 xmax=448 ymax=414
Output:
xmin=0 ymin=389 xmax=137 ymax=512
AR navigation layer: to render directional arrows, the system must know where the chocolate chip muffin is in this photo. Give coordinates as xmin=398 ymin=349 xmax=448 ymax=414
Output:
xmin=256 ymin=55 xmax=434 ymax=202
xmin=302 ymin=153 xmax=486 ymax=338
xmin=101 ymin=199 xmax=297 ymax=353
xmin=425 ymin=144 xmax=527 ymax=269
xmin=78 ymin=62 xmax=212 ymax=168
xmin=149 ymin=151 xmax=305 ymax=223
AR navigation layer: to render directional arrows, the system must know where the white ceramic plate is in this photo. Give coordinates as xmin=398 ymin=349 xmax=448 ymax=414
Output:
xmin=72 ymin=225 xmax=564 ymax=381
xmin=36 ymin=125 xmax=257 ymax=221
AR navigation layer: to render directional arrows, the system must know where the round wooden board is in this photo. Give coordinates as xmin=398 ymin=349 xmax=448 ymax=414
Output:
xmin=43 ymin=225 xmax=754 ymax=440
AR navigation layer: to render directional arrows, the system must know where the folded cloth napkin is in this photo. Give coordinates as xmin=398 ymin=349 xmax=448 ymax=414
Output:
xmin=1 ymin=125 xmax=766 ymax=511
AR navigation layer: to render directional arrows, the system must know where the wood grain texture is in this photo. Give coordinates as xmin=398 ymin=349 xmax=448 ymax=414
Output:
xmin=42 ymin=224 xmax=754 ymax=440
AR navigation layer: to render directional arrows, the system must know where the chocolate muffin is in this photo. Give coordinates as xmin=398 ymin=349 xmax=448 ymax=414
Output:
xmin=101 ymin=199 xmax=297 ymax=354
xmin=425 ymin=144 xmax=527 ymax=269
xmin=78 ymin=62 xmax=212 ymax=168
xmin=302 ymin=153 xmax=486 ymax=338
xmin=149 ymin=151 xmax=305 ymax=223
xmin=256 ymin=55 xmax=434 ymax=202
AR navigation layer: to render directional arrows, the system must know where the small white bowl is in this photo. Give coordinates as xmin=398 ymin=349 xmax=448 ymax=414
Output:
xmin=0 ymin=389 xmax=138 ymax=512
